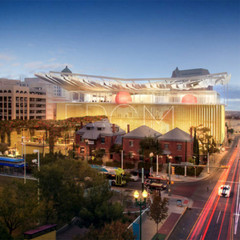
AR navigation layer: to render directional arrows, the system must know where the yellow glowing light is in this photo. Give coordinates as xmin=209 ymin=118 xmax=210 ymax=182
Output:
xmin=142 ymin=190 xmax=148 ymax=199
xmin=134 ymin=190 xmax=139 ymax=199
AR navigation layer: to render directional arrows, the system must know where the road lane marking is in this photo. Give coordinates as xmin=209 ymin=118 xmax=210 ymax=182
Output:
xmin=216 ymin=211 xmax=221 ymax=224
xmin=234 ymin=175 xmax=240 ymax=235
xmin=186 ymin=147 xmax=238 ymax=240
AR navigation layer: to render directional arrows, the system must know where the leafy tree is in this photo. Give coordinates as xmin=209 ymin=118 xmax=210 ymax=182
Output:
xmin=194 ymin=125 xmax=218 ymax=156
xmin=78 ymin=221 xmax=135 ymax=240
xmin=0 ymin=143 xmax=8 ymax=155
xmin=0 ymin=223 xmax=13 ymax=240
xmin=227 ymin=128 xmax=234 ymax=134
xmin=148 ymin=193 xmax=168 ymax=234
xmin=35 ymin=159 xmax=106 ymax=225
xmin=109 ymin=144 xmax=122 ymax=154
xmin=0 ymin=181 xmax=38 ymax=236
xmin=35 ymin=159 xmax=86 ymax=225
xmin=93 ymin=149 xmax=106 ymax=161
xmin=139 ymin=137 xmax=162 ymax=162
xmin=79 ymin=183 xmax=123 ymax=228
xmin=192 ymin=128 xmax=200 ymax=165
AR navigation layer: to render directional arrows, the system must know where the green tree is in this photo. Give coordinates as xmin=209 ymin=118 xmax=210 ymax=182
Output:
xmin=148 ymin=193 xmax=168 ymax=234
xmin=0 ymin=143 xmax=8 ymax=155
xmin=195 ymin=125 xmax=218 ymax=156
xmin=92 ymin=149 xmax=106 ymax=162
xmin=35 ymin=159 xmax=85 ymax=225
xmin=0 ymin=223 xmax=13 ymax=240
xmin=78 ymin=221 xmax=135 ymax=240
xmin=139 ymin=137 xmax=162 ymax=161
xmin=79 ymin=183 xmax=123 ymax=228
xmin=0 ymin=181 xmax=38 ymax=236
xmin=192 ymin=128 xmax=200 ymax=165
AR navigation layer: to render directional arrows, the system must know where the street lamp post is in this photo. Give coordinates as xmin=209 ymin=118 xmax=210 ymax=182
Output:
xmin=133 ymin=190 xmax=148 ymax=240
xmin=33 ymin=149 xmax=40 ymax=171
xmin=121 ymin=150 xmax=124 ymax=169
xmin=149 ymin=152 xmax=154 ymax=176
xmin=156 ymin=155 xmax=163 ymax=176
xmin=193 ymin=156 xmax=196 ymax=178
xmin=207 ymin=152 xmax=210 ymax=174
xmin=167 ymin=155 xmax=173 ymax=196
xmin=21 ymin=136 xmax=26 ymax=184
xmin=33 ymin=149 xmax=40 ymax=203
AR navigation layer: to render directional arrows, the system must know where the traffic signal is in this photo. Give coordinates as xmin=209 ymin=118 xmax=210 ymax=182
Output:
xmin=172 ymin=166 xmax=175 ymax=175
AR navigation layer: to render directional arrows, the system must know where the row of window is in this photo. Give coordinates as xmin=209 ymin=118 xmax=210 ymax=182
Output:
xmin=80 ymin=147 xmax=106 ymax=154
xmin=0 ymin=104 xmax=12 ymax=108
xmin=128 ymin=140 xmax=183 ymax=150
xmin=0 ymin=97 xmax=12 ymax=101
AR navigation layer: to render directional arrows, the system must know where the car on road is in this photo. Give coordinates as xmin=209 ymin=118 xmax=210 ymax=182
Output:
xmin=144 ymin=176 xmax=168 ymax=191
xmin=129 ymin=170 xmax=139 ymax=182
xmin=218 ymin=185 xmax=231 ymax=197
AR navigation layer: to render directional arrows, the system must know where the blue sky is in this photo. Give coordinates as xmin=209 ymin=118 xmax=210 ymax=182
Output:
xmin=0 ymin=0 xmax=239 ymax=110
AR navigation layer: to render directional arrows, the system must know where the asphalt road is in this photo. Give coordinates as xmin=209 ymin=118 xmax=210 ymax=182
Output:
xmin=169 ymin=136 xmax=240 ymax=240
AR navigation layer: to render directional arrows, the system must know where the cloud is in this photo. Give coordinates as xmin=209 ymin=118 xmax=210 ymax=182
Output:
xmin=24 ymin=61 xmax=73 ymax=73
xmin=11 ymin=62 xmax=20 ymax=67
xmin=227 ymin=99 xmax=240 ymax=102
xmin=0 ymin=54 xmax=15 ymax=61
xmin=48 ymin=58 xmax=57 ymax=62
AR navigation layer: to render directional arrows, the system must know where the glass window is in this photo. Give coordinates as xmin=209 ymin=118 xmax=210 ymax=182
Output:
xmin=129 ymin=140 xmax=134 ymax=147
xmin=101 ymin=137 xmax=105 ymax=144
xmin=80 ymin=147 xmax=85 ymax=153
xmin=177 ymin=144 xmax=182 ymax=151
xmin=164 ymin=144 xmax=169 ymax=149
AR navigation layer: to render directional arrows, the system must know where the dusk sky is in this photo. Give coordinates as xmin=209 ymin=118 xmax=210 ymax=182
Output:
xmin=0 ymin=0 xmax=239 ymax=110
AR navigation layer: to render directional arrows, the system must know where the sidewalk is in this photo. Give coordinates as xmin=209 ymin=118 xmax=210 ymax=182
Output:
xmin=140 ymin=150 xmax=227 ymax=240
xmin=141 ymin=193 xmax=192 ymax=240
xmin=153 ymin=150 xmax=228 ymax=183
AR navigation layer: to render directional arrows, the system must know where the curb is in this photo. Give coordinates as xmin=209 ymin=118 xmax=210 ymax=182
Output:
xmin=165 ymin=206 xmax=188 ymax=240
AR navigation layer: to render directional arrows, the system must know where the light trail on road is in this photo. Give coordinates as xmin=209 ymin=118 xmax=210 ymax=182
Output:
xmin=187 ymin=144 xmax=239 ymax=240
xmin=234 ymin=173 xmax=240 ymax=235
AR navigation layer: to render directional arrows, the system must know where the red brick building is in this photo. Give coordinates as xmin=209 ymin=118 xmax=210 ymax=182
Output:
xmin=75 ymin=119 xmax=125 ymax=160
xmin=122 ymin=125 xmax=162 ymax=162
xmin=158 ymin=127 xmax=193 ymax=163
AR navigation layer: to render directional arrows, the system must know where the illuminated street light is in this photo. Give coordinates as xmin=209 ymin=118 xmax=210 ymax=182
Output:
xmin=21 ymin=136 xmax=26 ymax=184
xmin=133 ymin=190 xmax=148 ymax=240
xmin=33 ymin=149 xmax=40 ymax=203
xmin=149 ymin=152 xmax=154 ymax=176
xmin=33 ymin=149 xmax=40 ymax=171
xmin=167 ymin=155 xmax=173 ymax=196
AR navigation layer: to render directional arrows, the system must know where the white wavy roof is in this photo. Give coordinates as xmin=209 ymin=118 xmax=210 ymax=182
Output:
xmin=35 ymin=71 xmax=231 ymax=92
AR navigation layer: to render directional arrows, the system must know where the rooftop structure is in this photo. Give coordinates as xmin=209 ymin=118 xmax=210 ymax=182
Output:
xmin=123 ymin=125 xmax=162 ymax=139
xmin=35 ymin=70 xmax=230 ymax=93
xmin=76 ymin=119 xmax=125 ymax=140
xmin=36 ymin=67 xmax=229 ymax=144
xmin=171 ymin=67 xmax=210 ymax=78
xmin=158 ymin=127 xmax=192 ymax=142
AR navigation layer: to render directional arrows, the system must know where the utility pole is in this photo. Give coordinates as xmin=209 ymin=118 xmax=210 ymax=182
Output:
xmin=168 ymin=162 xmax=171 ymax=196
xmin=207 ymin=152 xmax=210 ymax=174
xmin=121 ymin=150 xmax=123 ymax=169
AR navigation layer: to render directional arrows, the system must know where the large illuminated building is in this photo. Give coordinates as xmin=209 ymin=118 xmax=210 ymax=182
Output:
xmin=36 ymin=67 xmax=230 ymax=144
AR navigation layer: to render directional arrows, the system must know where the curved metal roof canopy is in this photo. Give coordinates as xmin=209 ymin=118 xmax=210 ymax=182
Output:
xmin=35 ymin=71 xmax=231 ymax=93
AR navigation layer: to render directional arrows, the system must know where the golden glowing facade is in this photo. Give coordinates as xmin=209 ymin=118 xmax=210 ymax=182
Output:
xmin=56 ymin=102 xmax=225 ymax=144
xmin=37 ymin=68 xmax=229 ymax=144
